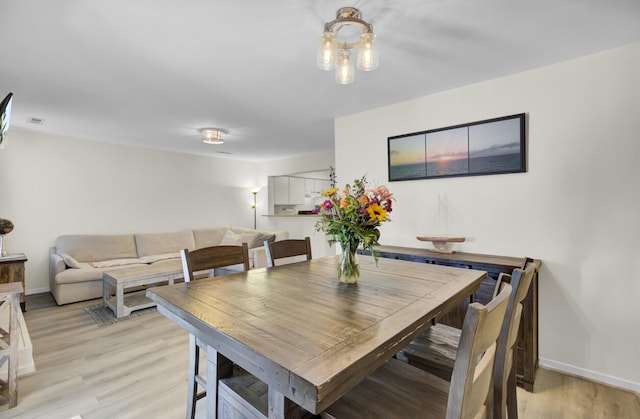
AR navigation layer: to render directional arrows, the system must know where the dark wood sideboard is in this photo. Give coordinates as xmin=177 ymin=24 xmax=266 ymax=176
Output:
xmin=359 ymin=245 xmax=540 ymax=391
xmin=0 ymin=253 xmax=27 ymax=312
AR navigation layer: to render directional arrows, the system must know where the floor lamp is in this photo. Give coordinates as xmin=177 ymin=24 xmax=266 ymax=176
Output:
xmin=250 ymin=187 xmax=260 ymax=229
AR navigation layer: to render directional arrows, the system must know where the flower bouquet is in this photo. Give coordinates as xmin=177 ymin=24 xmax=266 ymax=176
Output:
xmin=314 ymin=176 xmax=394 ymax=283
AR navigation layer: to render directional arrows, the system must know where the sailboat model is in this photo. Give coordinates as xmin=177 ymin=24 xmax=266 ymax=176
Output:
xmin=417 ymin=195 xmax=465 ymax=253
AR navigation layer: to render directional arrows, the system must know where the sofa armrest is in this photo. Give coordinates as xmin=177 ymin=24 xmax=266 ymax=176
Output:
xmin=250 ymin=247 xmax=268 ymax=269
xmin=49 ymin=247 xmax=66 ymax=284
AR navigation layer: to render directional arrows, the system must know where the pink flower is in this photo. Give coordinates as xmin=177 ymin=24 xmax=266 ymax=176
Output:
xmin=321 ymin=200 xmax=333 ymax=210
xmin=376 ymin=185 xmax=394 ymax=201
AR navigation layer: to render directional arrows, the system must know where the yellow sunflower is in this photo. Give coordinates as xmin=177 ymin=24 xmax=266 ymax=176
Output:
xmin=367 ymin=203 xmax=388 ymax=222
xmin=322 ymin=187 xmax=338 ymax=197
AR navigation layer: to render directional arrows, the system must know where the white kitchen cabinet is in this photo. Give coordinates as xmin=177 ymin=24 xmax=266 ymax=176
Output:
xmin=271 ymin=176 xmax=305 ymax=205
xmin=288 ymin=177 xmax=305 ymax=204
xmin=305 ymin=178 xmax=315 ymax=194
xmin=272 ymin=176 xmax=290 ymax=205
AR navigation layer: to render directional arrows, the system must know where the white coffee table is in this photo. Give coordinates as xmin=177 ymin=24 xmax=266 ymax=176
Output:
xmin=102 ymin=260 xmax=183 ymax=318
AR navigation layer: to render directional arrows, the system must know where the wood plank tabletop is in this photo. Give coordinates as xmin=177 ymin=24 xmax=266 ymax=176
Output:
xmin=147 ymin=255 xmax=486 ymax=414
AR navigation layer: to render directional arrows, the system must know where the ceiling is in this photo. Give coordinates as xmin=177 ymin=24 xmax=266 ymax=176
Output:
xmin=1 ymin=1 xmax=639 ymax=162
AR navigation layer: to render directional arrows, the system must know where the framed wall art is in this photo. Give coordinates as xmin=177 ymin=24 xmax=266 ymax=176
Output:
xmin=388 ymin=113 xmax=526 ymax=181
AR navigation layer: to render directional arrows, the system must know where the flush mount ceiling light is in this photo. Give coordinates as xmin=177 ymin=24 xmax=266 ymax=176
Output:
xmin=198 ymin=127 xmax=228 ymax=145
xmin=317 ymin=7 xmax=378 ymax=85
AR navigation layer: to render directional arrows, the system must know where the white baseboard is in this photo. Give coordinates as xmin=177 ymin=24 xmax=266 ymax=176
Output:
xmin=25 ymin=287 xmax=50 ymax=295
xmin=540 ymin=357 xmax=640 ymax=393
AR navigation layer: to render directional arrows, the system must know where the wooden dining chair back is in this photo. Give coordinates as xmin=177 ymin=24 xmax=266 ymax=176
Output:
xmin=402 ymin=261 xmax=537 ymax=419
xmin=180 ymin=243 xmax=250 ymax=282
xmin=179 ymin=243 xmax=250 ymax=419
xmin=264 ymin=237 xmax=312 ymax=267
xmin=322 ymin=283 xmax=512 ymax=419
xmin=401 ymin=271 xmax=513 ymax=379
xmin=447 ymin=282 xmax=512 ymax=418
xmin=492 ymin=262 xmax=536 ymax=419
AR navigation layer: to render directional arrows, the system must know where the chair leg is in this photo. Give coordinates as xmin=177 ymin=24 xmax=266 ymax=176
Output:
xmin=507 ymin=349 xmax=519 ymax=419
xmin=186 ymin=334 xmax=200 ymax=419
xmin=485 ymin=378 xmax=494 ymax=419
xmin=493 ymin=365 xmax=508 ymax=419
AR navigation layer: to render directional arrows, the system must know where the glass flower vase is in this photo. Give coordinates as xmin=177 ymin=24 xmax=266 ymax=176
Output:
xmin=338 ymin=240 xmax=360 ymax=283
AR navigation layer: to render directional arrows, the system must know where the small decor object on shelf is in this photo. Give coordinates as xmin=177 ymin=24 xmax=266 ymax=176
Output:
xmin=0 ymin=218 xmax=14 ymax=257
xmin=418 ymin=194 xmax=465 ymax=253
xmin=315 ymin=176 xmax=394 ymax=283
xmin=417 ymin=236 xmax=465 ymax=254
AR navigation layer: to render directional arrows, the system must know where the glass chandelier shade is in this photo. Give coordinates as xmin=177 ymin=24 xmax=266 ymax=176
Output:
xmin=317 ymin=7 xmax=378 ymax=85
xmin=335 ymin=49 xmax=355 ymax=85
xmin=317 ymin=32 xmax=337 ymax=70
xmin=357 ymin=32 xmax=378 ymax=71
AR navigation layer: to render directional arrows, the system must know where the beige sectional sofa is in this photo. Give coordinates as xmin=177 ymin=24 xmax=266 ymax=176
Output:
xmin=49 ymin=225 xmax=288 ymax=305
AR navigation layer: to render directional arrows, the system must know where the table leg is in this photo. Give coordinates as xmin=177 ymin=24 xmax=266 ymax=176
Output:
xmin=116 ymin=283 xmax=124 ymax=318
xmin=7 ymin=290 xmax=19 ymax=408
xmin=102 ymin=280 xmax=109 ymax=308
xmin=206 ymin=346 xmax=233 ymax=418
xmin=0 ymin=285 xmax=21 ymax=407
xmin=268 ymin=388 xmax=301 ymax=419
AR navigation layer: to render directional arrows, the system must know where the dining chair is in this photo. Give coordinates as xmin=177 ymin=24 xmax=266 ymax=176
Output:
xmin=402 ymin=260 xmax=537 ymax=419
xmin=321 ymin=282 xmax=512 ymax=419
xmin=180 ymin=243 xmax=250 ymax=419
xmin=264 ymin=237 xmax=312 ymax=267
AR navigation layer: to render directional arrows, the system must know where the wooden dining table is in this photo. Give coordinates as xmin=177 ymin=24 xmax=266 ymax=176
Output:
xmin=146 ymin=255 xmax=487 ymax=418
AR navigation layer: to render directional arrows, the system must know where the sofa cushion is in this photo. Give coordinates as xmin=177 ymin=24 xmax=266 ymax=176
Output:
xmin=220 ymin=229 xmax=259 ymax=247
xmin=193 ymin=226 xmax=230 ymax=248
xmin=90 ymin=258 xmax=145 ymax=268
xmin=61 ymin=253 xmax=92 ymax=269
xmin=56 ymin=234 xmax=138 ymax=262
xmin=135 ymin=230 xmax=195 ymax=257
xmin=139 ymin=253 xmax=180 ymax=264
xmin=54 ymin=264 xmax=149 ymax=284
xmin=229 ymin=226 xmax=277 ymax=248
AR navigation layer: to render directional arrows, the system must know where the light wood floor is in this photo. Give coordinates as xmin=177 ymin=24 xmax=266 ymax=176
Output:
xmin=2 ymin=294 xmax=639 ymax=418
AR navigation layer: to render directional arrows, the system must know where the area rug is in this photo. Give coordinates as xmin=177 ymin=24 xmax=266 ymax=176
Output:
xmin=83 ymin=303 xmax=157 ymax=327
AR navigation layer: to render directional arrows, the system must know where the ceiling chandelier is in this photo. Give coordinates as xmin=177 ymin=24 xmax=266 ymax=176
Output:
xmin=198 ymin=127 xmax=228 ymax=145
xmin=317 ymin=7 xmax=379 ymax=85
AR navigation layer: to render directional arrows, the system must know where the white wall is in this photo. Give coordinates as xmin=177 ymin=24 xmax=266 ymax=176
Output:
xmin=335 ymin=42 xmax=640 ymax=390
xmin=0 ymin=129 xmax=293 ymax=293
